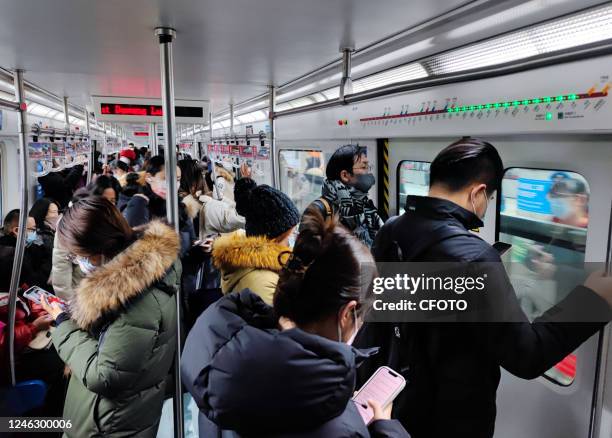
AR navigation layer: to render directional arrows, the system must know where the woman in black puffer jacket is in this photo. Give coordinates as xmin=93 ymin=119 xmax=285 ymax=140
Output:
xmin=181 ymin=212 xmax=410 ymax=438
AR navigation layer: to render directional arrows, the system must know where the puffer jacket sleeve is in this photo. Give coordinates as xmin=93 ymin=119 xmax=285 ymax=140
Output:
xmin=124 ymin=194 xmax=150 ymax=227
xmin=51 ymin=232 xmax=77 ymax=301
xmin=200 ymin=196 xmax=245 ymax=235
xmin=369 ymin=419 xmax=411 ymax=438
xmin=52 ymin=313 xmax=160 ymax=398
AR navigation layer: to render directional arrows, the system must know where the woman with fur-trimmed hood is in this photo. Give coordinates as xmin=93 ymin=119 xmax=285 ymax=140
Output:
xmin=212 ymin=178 xmax=300 ymax=305
xmin=41 ymin=196 xmax=181 ymax=438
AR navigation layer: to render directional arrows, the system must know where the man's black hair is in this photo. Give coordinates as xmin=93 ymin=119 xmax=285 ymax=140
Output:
xmin=326 ymin=144 xmax=368 ymax=181
xmin=3 ymin=209 xmax=20 ymax=233
xmin=430 ymin=138 xmax=504 ymax=194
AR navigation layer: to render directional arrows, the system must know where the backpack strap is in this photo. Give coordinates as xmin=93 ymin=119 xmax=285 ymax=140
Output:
xmin=318 ymin=197 xmax=333 ymax=218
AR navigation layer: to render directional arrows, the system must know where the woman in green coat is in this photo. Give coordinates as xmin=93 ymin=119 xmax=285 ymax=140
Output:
xmin=42 ymin=196 xmax=180 ymax=437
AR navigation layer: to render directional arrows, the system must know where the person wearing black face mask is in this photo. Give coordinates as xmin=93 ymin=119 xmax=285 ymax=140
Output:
xmin=303 ymin=144 xmax=383 ymax=248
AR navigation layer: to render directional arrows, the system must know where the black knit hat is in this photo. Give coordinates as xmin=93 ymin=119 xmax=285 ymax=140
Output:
xmin=234 ymin=178 xmax=300 ymax=239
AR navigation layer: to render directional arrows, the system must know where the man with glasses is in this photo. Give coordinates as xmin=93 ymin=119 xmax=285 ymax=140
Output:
xmin=303 ymin=144 xmax=383 ymax=247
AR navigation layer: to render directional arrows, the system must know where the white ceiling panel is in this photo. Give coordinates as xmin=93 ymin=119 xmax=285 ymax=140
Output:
xmin=0 ymin=0 xmax=473 ymax=106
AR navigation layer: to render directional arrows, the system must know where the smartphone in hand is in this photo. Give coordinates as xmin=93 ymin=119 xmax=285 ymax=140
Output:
xmin=23 ymin=286 xmax=67 ymax=310
xmin=352 ymin=366 xmax=406 ymax=425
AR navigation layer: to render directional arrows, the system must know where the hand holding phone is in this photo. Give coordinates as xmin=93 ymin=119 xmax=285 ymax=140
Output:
xmin=352 ymin=366 xmax=406 ymax=425
xmin=23 ymin=286 xmax=66 ymax=310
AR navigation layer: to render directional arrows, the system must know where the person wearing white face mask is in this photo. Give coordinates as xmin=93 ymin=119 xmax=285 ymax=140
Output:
xmin=181 ymin=212 xmax=410 ymax=438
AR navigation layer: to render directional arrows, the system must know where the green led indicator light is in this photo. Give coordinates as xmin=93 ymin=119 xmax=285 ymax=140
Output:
xmin=503 ymin=102 xmax=510 ymax=108
xmin=494 ymin=103 xmax=500 ymax=108
xmin=543 ymin=97 xmax=552 ymax=103
xmin=447 ymin=108 xmax=452 ymax=113
xmin=522 ymin=100 xmax=530 ymax=105
xmin=478 ymin=105 xmax=484 ymax=110
xmin=533 ymin=98 xmax=541 ymax=104
xmin=512 ymin=100 xmax=520 ymax=106
xmin=556 ymin=95 xmax=564 ymax=101
xmin=569 ymin=94 xmax=578 ymax=100
xmin=545 ymin=112 xmax=553 ymax=120
xmin=485 ymin=104 xmax=491 ymax=109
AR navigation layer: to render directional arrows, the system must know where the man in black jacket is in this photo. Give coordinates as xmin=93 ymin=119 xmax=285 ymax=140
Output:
xmin=354 ymin=138 xmax=612 ymax=438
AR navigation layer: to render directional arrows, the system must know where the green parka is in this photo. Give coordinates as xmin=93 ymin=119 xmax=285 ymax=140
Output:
xmin=52 ymin=221 xmax=181 ymax=437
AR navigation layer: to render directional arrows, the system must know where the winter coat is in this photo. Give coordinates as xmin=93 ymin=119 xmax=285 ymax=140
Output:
xmin=38 ymin=164 xmax=84 ymax=209
xmin=51 ymin=221 xmax=181 ymax=438
xmin=182 ymin=193 xmax=245 ymax=238
xmin=212 ymin=231 xmax=288 ymax=305
xmin=181 ymin=290 xmax=410 ymax=438
xmin=0 ymin=292 xmax=46 ymax=370
xmin=51 ymin=230 xmax=83 ymax=302
xmin=354 ymin=195 xmax=612 ymax=438
xmin=0 ymin=234 xmax=51 ymax=289
xmin=123 ymin=185 xmax=196 ymax=257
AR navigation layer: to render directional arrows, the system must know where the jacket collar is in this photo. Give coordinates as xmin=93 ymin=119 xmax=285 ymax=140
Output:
xmin=405 ymin=195 xmax=483 ymax=230
xmin=212 ymin=231 xmax=289 ymax=272
xmin=70 ymin=220 xmax=180 ymax=331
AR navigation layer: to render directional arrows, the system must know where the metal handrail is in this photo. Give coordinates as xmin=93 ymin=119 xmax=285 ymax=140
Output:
xmin=7 ymin=70 xmax=29 ymax=386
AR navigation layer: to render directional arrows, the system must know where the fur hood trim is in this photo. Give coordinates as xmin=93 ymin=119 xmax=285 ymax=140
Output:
xmin=70 ymin=220 xmax=180 ymax=330
xmin=182 ymin=194 xmax=202 ymax=220
xmin=212 ymin=231 xmax=289 ymax=272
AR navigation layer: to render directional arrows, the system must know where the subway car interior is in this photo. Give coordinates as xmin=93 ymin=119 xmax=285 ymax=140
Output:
xmin=0 ymin=1 xmax=612 ymax=437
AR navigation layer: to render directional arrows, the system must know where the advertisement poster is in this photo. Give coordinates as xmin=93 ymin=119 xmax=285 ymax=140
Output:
xmin=239 ymin=145 xmax=254 ymax=157
xmin=208 ymin=144 xmax=215 ymax=153
xmin=230 ymin=145 xmax=241 ymax=156
xmin=256 ymin=146 xmax=270 ymax=160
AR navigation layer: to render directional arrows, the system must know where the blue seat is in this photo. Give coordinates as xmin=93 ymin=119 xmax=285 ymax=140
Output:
xmin=0 ymin=380 xmax=47 ymax=415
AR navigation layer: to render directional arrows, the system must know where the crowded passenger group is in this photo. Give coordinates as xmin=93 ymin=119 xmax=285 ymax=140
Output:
xmin=1 ymin=140 xmax=611 ymax=438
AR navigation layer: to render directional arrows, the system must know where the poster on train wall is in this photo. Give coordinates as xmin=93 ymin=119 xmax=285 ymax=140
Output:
xmin=230 ymin=145 xmax=241 ymax=156
xmin=207 ymin=144 xmax=214 ymax=153
xmin=28 ymin=142 xmax=52 ymax=175
xmin=50 ymin=142 xmax=66 ymax=170
xmin=221 ymin=145 xmax=230 ymax=154
xmin=256 ymin=146 xmax=270 ymax=160
xmin=239 ymin=145 xmax=254 ymax=158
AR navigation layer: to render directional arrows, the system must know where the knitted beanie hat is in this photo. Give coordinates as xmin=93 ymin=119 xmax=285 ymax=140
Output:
xmin=234 ymin=178 xmax=300 ymax=239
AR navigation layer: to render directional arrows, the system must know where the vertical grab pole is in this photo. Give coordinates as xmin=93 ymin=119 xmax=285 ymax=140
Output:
xmin=268 ymin=85 xmax=277 ymax=188
xmin=229 ymin=103 xmax=234 ymax=138
xmin=8 ymin=69 xmax=30 ymax=386
xmin=85 ymin=108 xmax=94 ymax=184
xmin=151 ymin=123 xmax=159 ymax=155
xmin=63 ymin=96 xmax=70 ymax=133
xmin=155 ymin=26 xmax=184 ymax=438
xmin=339 ymin=47 xmax=353 ymax=101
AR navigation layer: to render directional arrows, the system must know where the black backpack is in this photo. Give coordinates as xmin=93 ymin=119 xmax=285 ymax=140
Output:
xmin=354 ymin=214 xmax=473 ymax=407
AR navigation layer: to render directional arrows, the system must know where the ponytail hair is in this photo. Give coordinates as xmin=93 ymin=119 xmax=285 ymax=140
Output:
xmin=274 ymin=211 xmax=376 ymax=325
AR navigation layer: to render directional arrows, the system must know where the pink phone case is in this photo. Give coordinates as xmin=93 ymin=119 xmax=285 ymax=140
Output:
xmin=352 ymin=366 xmax=406 ymax=424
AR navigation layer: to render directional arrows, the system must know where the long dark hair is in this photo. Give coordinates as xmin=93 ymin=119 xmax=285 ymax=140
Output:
xmin=28 ymin=198 xmax=58 ymax=230
xmin=58 ymin=196 xmax=135 ymax=258
xmin=88 ymin=175 xmax=122 ymax=204
xmin=178 ymin=159 xmax=204 ymax=197
xmin=274 ymin=212 xmax=376 ymax=325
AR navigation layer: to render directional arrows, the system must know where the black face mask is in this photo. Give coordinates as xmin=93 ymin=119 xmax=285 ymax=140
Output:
xmin=352 ymin=173 xmax=376 ymax=193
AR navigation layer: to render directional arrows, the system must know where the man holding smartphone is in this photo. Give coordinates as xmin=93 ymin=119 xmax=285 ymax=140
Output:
xmin=355 ymin=138 xmax=612 ymax=438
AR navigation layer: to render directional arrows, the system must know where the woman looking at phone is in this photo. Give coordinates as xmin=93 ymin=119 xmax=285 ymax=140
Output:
xmin=181 ymin=212 xmax=409 ymax=437
xmin=41 ymin=196 xmax=181 ymax=438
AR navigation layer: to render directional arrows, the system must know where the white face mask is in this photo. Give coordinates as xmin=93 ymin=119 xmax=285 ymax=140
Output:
xmin=471 ymin=189 xmax=489 ymax=220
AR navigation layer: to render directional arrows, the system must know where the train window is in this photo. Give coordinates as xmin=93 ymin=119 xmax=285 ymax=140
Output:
xmin=397 ymin=160 xmax=430 ymax=214
xmin=278 ymin=149 xmax=328 ymax=214
xmin=499 ymin=168 xmax=590 ymax=386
